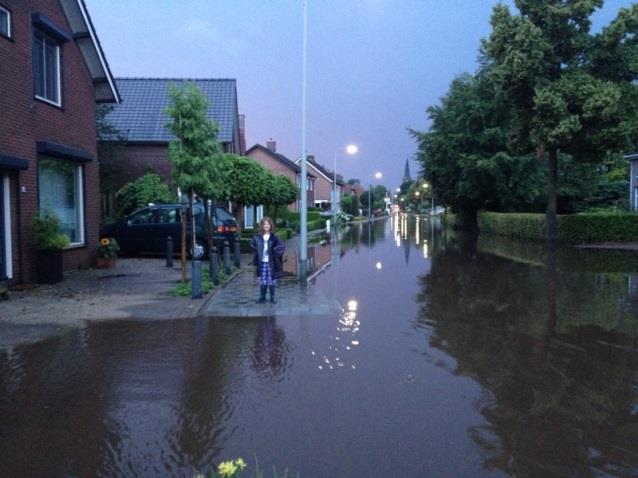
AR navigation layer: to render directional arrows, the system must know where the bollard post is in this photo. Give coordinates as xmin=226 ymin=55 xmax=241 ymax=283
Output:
xmin=233 ymin=240 xmax=241 ymax=268
xmin=209 ymin=246 xmax=219 ymax=286
xmin=191 ymin=259 xmax=202 ymax=299
xmin=166 ymin=236 xmax=173 ymax=267
xmin=223 ymin=240 xmax=231 ymax=275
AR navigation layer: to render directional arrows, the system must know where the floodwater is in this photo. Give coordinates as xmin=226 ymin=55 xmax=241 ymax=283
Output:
xmin=1 ymin=215 xmax=637 ymax=477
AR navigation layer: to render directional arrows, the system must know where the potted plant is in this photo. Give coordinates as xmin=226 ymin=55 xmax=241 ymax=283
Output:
xmin=96 ymin=237 xmax=119 ymax=268
xmin=31 ymin=211 xmax=70 ymax=284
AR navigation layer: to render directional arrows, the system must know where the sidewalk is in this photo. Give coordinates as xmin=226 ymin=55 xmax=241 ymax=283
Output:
xmin=0 ymin=258 xmax=204 ymax=326
xmin=0 ymin=245 xmax=341 ymax=327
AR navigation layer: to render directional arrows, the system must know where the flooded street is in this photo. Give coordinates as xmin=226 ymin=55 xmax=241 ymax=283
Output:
xmin=1 ymin=216 xmax=637 ymax=477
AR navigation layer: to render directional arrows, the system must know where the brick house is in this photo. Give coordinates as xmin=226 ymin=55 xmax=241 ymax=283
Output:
xmin=0 ymin=0 xmax=119 ymax=284
xmin=246 ymin=140 xmax=316 ymax=216
xmin=294 ymin=155 xmax=344 ymax=210
xmin=101 ymin=78 xmax=244 ymax=210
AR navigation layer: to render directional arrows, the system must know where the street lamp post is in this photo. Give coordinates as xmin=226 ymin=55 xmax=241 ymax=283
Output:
xmin=368 ymin=172 xmax=382 ymax=221
xmin=332 ymin=144 xmax=358 ymax=218
xmin=299 ymin=0 xmax=308 ymax=282
xmin=422 ymin=182 xmax=434 ymax=214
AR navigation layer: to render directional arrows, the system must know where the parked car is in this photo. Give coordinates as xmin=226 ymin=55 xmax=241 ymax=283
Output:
xmin=100 ymin=203 xmax=238 ymax=259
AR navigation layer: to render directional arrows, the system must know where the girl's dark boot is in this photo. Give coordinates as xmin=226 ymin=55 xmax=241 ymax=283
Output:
xmin=269 ymin=285 xmax=277 ymax=304
xmin=256 ymin=285 xmax=267 ymax=303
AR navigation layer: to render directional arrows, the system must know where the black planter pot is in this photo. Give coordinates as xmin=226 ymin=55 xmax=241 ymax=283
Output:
xmin=38 ymin=249 xmax=64 ymax=284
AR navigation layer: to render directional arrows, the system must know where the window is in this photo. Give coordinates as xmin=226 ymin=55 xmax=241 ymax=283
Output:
xmin=38 ymin=158 xmax=84 ymax=245
xmin=33 ymin=30 xmax=61 ymax=105
xmin=0 ymin=5 xmax=10 ymax=38
xmin=128 ymin=208 xmax=153 ymax=225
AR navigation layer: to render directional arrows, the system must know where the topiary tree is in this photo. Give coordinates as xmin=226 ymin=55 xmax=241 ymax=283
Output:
xmin=266 ymin=174 xmax=298 ymax=224
xmin=220 ymin=154 xmax=269 ymax=231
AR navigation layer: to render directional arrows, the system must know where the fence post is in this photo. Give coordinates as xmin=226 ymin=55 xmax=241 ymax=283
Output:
xmin=165 ymin=236 xmax=173 ymax=267
xmin=223 ymin=241 xmax=231 ymax=275
xmin=191 ymin=260 xmax=202 ymax=299
xmin=233 ymin=240 xmax=241 ymax=268
xmin=210 ymin=246 xmax=219 ymax=286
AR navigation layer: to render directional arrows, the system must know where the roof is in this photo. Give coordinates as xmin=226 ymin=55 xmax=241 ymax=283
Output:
xmin=246 ymin=144 xmax=315 ymax=177
xmin=294 ymin=156 xmax=343 ymax=185
xmin=59 ymin=0 xmax=119 ymax=103
xmin=105 ymin=78 xmax=237 ymax=143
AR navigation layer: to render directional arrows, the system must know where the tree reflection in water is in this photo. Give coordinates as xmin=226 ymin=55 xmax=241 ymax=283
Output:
xmin=416 ymin=235 xmax=638 ymax=477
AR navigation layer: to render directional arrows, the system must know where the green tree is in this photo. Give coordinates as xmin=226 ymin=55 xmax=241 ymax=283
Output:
xmin=266 ymin=174 xmax=298 ymax=224
xmin=220 ymin=154 xmax=269 ymax=231
xmin=341 ymin=193 xmax=360 ymax=216
xmin=165 ymin=82 xmax=221 ymax=279
xmin=412 ymin=72 xmax=546 ymax=226
xmin=482 ymin=1 xmax=637 ymax=241
xmin=114 ymin=173 xmax=173 ymax=218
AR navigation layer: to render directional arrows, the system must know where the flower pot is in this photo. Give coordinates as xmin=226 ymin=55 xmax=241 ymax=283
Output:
xmin=96 ymin=257 xmax=116 ymax=269
xmin=38 ymin=249 xmax=64 ymax=284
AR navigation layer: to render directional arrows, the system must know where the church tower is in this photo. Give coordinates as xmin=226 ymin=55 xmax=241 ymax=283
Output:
xmin=402 ymin=158 xmax=412 ymax=184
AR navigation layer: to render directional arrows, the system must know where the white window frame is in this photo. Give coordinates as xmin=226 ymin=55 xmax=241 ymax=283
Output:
xmin=33 ymin=30 xmax=62 ymax=107
xmin=2 ymin=174 xmax=12 ymax=279
xmin=0 ymin=5 xmax=10 ymax=38
xmin=38 ymin=159 xmax=85 ymax=246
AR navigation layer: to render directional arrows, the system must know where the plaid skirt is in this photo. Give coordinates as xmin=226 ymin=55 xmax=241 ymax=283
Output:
xmin=259 ymin=261 xmax=275 ymax=286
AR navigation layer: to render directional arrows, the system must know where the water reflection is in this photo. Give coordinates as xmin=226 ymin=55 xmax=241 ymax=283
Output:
xmin=0 ymin=318 xmax=292 ymax=477
xmin=416 ymin=232 xmax=638 ymax=476
xmin=2 ymin=216 xmax=638 ymax=477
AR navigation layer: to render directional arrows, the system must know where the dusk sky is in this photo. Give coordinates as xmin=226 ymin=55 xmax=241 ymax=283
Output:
xmin=86 ymin=0 xmax=635 ymax=190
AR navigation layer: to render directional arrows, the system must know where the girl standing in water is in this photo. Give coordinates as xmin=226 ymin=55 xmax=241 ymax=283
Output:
xmin=250 ymin=217 xmax=285 ymax=303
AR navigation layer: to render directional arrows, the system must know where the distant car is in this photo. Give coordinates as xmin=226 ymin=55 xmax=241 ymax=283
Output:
xmin=100 ymin=203 xmax=238 ymax=259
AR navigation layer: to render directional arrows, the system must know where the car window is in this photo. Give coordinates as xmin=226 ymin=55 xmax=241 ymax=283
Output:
xmin=129 ymin=209 xmax=153 ymax=225
xmin=157 ymin=208 xmax=181 ymax=224
xmin=215 ymin=208 xmax=235 ymax=221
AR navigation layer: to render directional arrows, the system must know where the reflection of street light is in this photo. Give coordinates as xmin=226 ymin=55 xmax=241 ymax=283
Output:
xmin=369 ymin=172 xmax=382 ymax=221
xmin=332 ymin=144 xmax=358 ymax=216
xmin=375 ymin=261 xmax=382 ymax=270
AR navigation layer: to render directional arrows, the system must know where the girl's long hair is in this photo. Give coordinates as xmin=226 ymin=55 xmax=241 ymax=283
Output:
xmin=259 ymin=216 xmax=275 ymax=234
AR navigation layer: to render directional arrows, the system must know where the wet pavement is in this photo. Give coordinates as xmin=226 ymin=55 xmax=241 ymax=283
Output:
xmin=201 ymin=268 xmax=341 ymax=317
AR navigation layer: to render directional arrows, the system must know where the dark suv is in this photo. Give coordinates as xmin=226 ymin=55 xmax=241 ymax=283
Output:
xmin=100 ymin=203 xmax=238 ymax=259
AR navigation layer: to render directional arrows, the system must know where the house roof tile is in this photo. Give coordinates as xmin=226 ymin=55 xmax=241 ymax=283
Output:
xmin=105 ymin=78 xmax=237 ymax=143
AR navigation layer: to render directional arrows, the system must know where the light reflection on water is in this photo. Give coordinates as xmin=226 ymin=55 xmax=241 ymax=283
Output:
xmin=1 ymin=215 xmax=637 ymax=477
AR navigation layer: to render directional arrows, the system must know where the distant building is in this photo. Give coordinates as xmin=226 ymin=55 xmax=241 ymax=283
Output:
xmin=1 ymin=0 xmax=119 ymax=283
xmin=294 ymin=155 xmax=344 ymax=209
xmin=246 ymin=140 xmax=316 ymax=225
xmin=402 ymin=158 xmax=413 ymax=184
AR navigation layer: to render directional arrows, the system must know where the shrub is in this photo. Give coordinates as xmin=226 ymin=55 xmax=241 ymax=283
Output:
xmin=31 ymin=211 xmax=70 ymax=250
xmin=478 ymin=211 xmax=638 ymax=244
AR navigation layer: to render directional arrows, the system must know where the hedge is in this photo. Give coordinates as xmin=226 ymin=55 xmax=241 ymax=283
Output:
xmin=478 ymin=211 xmax=638 ymax=244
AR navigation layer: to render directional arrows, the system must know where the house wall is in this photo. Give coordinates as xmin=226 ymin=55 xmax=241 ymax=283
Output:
xmin=103 ymin=143 xmax=172 ymax=192
xmin=1 ymin=0 xmax=101 ymax=282
xmin=246 ymin=148 xmax=300 ymax=212
xmin=310 ymin=166 xmax=332 ymax=203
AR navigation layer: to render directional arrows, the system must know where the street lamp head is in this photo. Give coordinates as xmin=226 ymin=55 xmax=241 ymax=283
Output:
xmin=346 ymin=144 xmax=358 ymax=155
xmin=396 ymin=187 xmax=401 ymax=192
xmin=375 ymin=172 xmax=382 ymax=179
xmin=415 ymin=191 xmax=420 ymax=197
xmin=422 ymin=183 xmax=429 ymax=189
